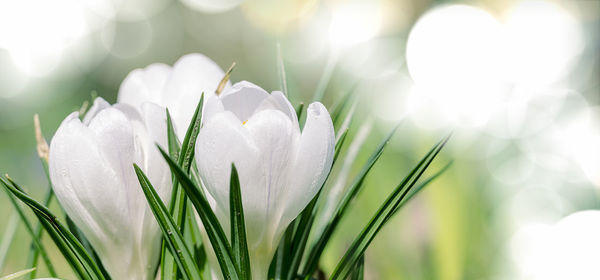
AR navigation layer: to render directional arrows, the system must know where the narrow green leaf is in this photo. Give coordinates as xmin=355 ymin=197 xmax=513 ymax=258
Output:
xmin=302 ymin=125 xmax=400 ymax=277
xmin=284 ymin=193 xmax=319 ymax=280
xmin=0 ymin=268 xmax=36 ymax=280
xmin=0 ymin=213 xmax=18 ymax=274
xmin=229 ymin=165 xmax=251 ymax=280
xmin=179 ymin=94 xmax=205 ymax=173
xmin=134 ymin=164 xmax=202 ymax=280
xmin=389 ymin=160 xmax=453 ymax=219
xmin=329 ymin=85 xmax=356 ymax=128
xmin=27 ymin=157 xmax=56 ymax=279
xmin=66 ymin=216 xmax=110 ymax=279
xmin=162 ymin=108 xmax=182 ymax=280
xmin=2 ymin=187 xmax=57 ymax=277
xmin=166 ymin=109 xmax=182 ymax=160
xmin=329 ymin=135 xmax=450 ymax=280
xmin=268 ymin=224 xmax=293 ymax=279
xmin=158 ymin=147 xmax=239 ymax=280
xmin=164 ymin=97 xmax=204 ymax=279
xmin=295 ymin=103 xmax=304 ymax=122
xmin=311 ymin=55 xmax=337 ymax=102
xmin=333 ymin=128 xmax=348 ymax=165
xmin=349 ymin=256 xmax=364 ymax=280
xmin=1 ymin=177 xmax=104 ymax=280
xmin=276 ymin=43 xmax=289 ymax=98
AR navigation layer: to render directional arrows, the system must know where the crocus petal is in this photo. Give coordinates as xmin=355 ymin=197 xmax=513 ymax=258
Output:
xmin=243 ymin=109 xmax=298 ymax=241
xmin=117 ymin=63 xmax=172 ymax=109
xmin=82 ymin=97 xmax=111 ymax=125
xmin=195 ymin=111 xmax=261 ymax=220
xmin=202 ymin=95 xmax=225 ymax=125
xmin=50 ymin=100 xmax=169 ymax=280
xmin=219 ymin=81 xmax=270 ymax=123
xmin=164 ymin=54 xmax=229 ymax=137
xmin=283 ymin=102 xmax=335 ymax=224
xmin=254 ymin=91 xmax=299 ymax=130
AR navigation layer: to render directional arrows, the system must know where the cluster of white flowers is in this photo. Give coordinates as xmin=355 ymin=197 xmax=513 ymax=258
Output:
xmin=48 ymin=54 xmax=335 ymax=280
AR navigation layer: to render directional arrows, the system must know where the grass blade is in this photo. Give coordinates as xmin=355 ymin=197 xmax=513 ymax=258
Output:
xmin=311 ymin=55 xmax=338 ymax=102
xmin=329 ymin=135 xmax=450 ymax=280
xmin=349 ymin=256 xmax=364 ymax=280
xmin=0 ymin=213 xmax=18 ymax=274
xmin=26 ymin=186 xmax=55 ymax=279
xmin=329 ymin=85 xmax=357 ymax=129
xmin=295 ymin=103 xmax=304 ymax=122
xmin=0 ymin=268 xmax=36 ymax=280
xmin=1 ymin=177 xmax=104 ymax=280
xmin=276 ymin=43 xmax=289 ymax=98
xmin=1 ymin=187 xmax=57 ymax=277
xmin=28 ymin=115 xmax=57 ymax=279
xmin=134 ymin=164 xmax=202 ymax=280
xmin=164 ymin=97 xmax=204 ymax=279
xmin=229 ymin=165 xmax=251 ymax=280
xmin=302 ymin=125 xmax=399 ymax=277
xmin=161 ymin=108 xmax=182 ymax=280
xmin=158 ymin=147 xmax=239 ymax=280
xmin=389 ymin=160 xmax=453 ymax=219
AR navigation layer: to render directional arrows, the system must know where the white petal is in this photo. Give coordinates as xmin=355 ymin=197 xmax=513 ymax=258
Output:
xmin=220 ymin=81 xmax=270 ymax=123
xmin=243 ymin=109 xmax=298 ymax=235
xmin=254 ymin=91 xmax=299 ymax=129
xmin=283 ymin=102 xmax=335 ymax=224
xmin=117 ymin=63 xmax=172 ymax=109
xmin=202 ymin=95 xmax=225 ymax=125
xmin=49 ymin=112 xmax=136 ymax=277
xmin=50 ymin=106 xmax=163 ymax=280
xmin=195 ymin=111 xmax=261 ymax=221
xmin=164 ymin=53 xmax=228 ymax=137
xmin=82 ymin=97 xmax=110 ymax=125
xmin=139 ymin=102 xmax=171 ymax=201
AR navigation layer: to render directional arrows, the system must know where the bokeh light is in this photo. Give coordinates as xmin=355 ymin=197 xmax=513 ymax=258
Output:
xmin=328 ymin=0 xmax=383 ymax=51
xmin=502 ymin=0 xmax=584 ymax=86
xmin=0 ymin=0 xmax=88 ymax=76
xmin=511 ymin=211 xmax=600 ymax=280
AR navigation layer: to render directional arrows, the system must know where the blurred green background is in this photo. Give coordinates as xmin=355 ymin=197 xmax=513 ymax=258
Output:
xmin=0 ymin=0 xmax=598 ymax=279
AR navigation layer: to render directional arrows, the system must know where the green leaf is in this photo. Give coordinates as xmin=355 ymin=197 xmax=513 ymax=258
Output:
xmin=1 ymin=177 xmax=104 ymax=280
xmin=229 ymin=164 xmax=251 ymax=280
xmin=389 ymin=160 xmax=453 ymax=219
xmin=178 ymin=94 xmax=205 ymax=173
xmin=158 ymin=147 xmax=240 ymax=280
xmin=0 ymin=268 xmax=36 ymax=280
xmin=162 ymin=97 xmax=204 ymax=279
xmin=311 ymin=56 xmax=337 ymax=102
xmin=134 ymin=164 xmax=202 ymax=280
xmin=295 ymin=103 xmax=304 ymax=122
xmin=26 ymin=157 xmax=56 ymax=279
xmin=2 ymin=186 xmax=57 ymax=278
xmin=284 ymin=193 xmax=319 ymax=280
xmin=166 ymin=109 xmax=182 ymax=160
xmin=65 ymin=216 xmax=110 ymax=279
xmin=329 ymin=135 xmax=450 ymax=280
xmin=276 ymin=43 xmax=289 ymax=98
xmin=0 ymin=213 xmax=18 ymax=274
xmin=161 ymin=108 xmax=182 ymax=280
xmin=329 ymin=85 xmax=356 ymax=128
xmin=349 ymin=256 xmax=364 ymax=280
xmin=302 ymin=125 xmax=400 ymax=277
xmin=333 ymin=128 xmax=349 ymax=165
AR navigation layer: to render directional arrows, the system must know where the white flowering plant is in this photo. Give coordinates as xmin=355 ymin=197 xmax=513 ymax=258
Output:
xmin=1 ymin=54 xmax=449 ymax=280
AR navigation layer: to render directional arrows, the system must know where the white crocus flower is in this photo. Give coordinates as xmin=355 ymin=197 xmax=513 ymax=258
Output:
xmin=195 ymin=81 xmax=335 ymax=279
xmin=49 ymin=98 xmax=171 ymax=280
xmin=117 ymin=53 xmax=229 ymax=138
